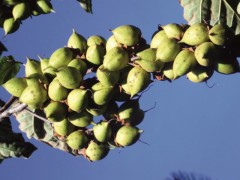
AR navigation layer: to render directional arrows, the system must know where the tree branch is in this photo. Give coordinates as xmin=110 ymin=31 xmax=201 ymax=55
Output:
xmin=0 ymin=96 xmax=18 ymax=113
xmin=0 ymin=103 xmax=27 ymax=122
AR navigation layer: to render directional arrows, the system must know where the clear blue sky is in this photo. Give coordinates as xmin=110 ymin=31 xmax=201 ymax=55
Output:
xmin=1 ymin=1 xmax=240 ymax=180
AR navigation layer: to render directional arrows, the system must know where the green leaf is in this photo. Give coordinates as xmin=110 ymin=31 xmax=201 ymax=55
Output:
xmin=179 ymin=0 xmax=240 ymax=34
xmin=0 ymin=141 xmax=37 ymax=159
xmin=77 ymin=0 xmax=93 ymax=14
xmin=0 ymin=56 xmax=21 ymax=85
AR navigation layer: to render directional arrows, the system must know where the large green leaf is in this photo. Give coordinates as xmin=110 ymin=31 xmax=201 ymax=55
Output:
xmin=0 ymin=56 xmax=21 ymax=85
xmin=0 ymin=142 xmax=37 ymax=159
xmin=77 ymin=0 xmax=93 ymax=13
xmin=179 ymin=0 xmax=240 ymax=34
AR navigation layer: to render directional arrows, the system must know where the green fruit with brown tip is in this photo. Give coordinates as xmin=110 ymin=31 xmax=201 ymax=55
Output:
xmin=68 ymin=58 xmax=87 ymax=76
xmin=87 ymin=35 xmax=106 ymax=46
xmin=96 ymin=65 xmax=120 ymax=86
xmin=3 ymin=17 xmax=20 ymax=35
xmin=66 ymin=130 xmax=89 ymax=150
xmin=48 ymin=78 xmax=69 ymax=101
xmin=115 ymin=125 xmax=142 ymax=147
xmin=93 ymin=121 xmax=112 ymax=143
xmin=194 ymin=42 xmax=219 ymax=67
xmin=150 ymin=30 xmax=168 ymax=48
xmin=180 ymin=23 xmax=209 ymax=46
xmin=162 ymin=23 xmax=184 ymax=40
xmin=209 ymin=24 xmax=233 ymax=46
xmin=56 ymin=66 xmax=82 ymax=89
xmin=12 ymin=1 xmax=31 ymax=20
xmin=67 ymin=29 xmax=87 ymax=53
xmin=67 ymin=89 xmax=89 ymax=112
xmin=156 ymin=38 xmax=181 ymax=62
xmin=106 ymin=35 xmax=120 ymax=52
xmin=53 ymin=118 xmax=75 ymax=137
xmin=85 ymin=140 xmax=110 ymax=162
xmin=86 ymin=44 xmax=105 ymax=65
xmin=173 ymin=49 xmax=197 ymax=79
xmin=19 ymin=79 xmax=47 ymax=109
xmin=44 ymin=101 xmax=68 ymax=122
xmin=103 ymin=46 xmax=129 ymax=71
xmin=68 ymin=110 xmax=93 ymax=127
xmin=187 ymin=65 xmax=214 ymax=83
xmin=49 ymin=47 xmax=73 ymax=69
xmin=3 ymin=77 xmax=27 ymax=97
xmin=127 ymin=66 xmax=151 ymax=97
xmin=112 ymin=25 xmax=141 ymax=46
xmin=35 ymin=0 xmax=54 ymax=14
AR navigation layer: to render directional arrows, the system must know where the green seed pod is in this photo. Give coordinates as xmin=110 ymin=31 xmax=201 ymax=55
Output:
xmin=194 ymin=42 xmax=219 ymax=67
xmin=150 ymin=30 xmax=168 ymax=48
xmin=2 ymin=0 xmax=19 ymax=6
xmin=180 ymin=23 xmax=210 ymax=46
xmin=44 ymin=101 xmax=68 ymax=122
xmin=209 ymin=24 xmax=232 ymax=46
xmin=162 ymin=62 xmax=174 ymax=80
xmin=49 ymin=47 xmax=73 ymax=69
xmin=156 ymin=38 xmax=181 ymax=63
xmin=12 ymin=1 xmax=31 ymax=20
xmin=35 ymin=0 xmax=54 ymax=14
xmin=91 ymin=82 xmax=111 ymax=91
xmin=162 ymin=23 xmax=184 ymax=40
xmin=96 ymin=65 xmax=120 ymax=86
xmin=67 ymin=89 xmax=89 ymax=112
xmin=127 ymin=66 xmax=151 ymax=97
xmin=66 ymin=130 xmax=89 ymax=150
xmin=103 ymin=47 xmax=129 ymax=71
xmin=173 ymin=49 xmax=197 ymax=79
xmin=86 ymin=104 xmax=108 ymax=116
xmin=68 ymin=110 xmax=93 ymax=127
xmin=187 ymin=65 xmax=214 ymax=83
xmin=19 ymin=79 xmax=47 ymax=109
xmin=112 ymin=25 xmax=141 ymax=46
xmin=115 ymin=125 xmax=142 ymax=147
xmin=87 ymin=35 xmax=106 ymax=46
xmin=3 ymin=17 xmax=20 ymax=35
xmin=53 ymin=118 xmax=76 ymax=137
xmin=106 ymin=35 xmax=120 ymax=52
xmin=68 ymin=58 xmax=87 ymax=76
xmin=214 ymin=55 xmax=240 ymax=74
xmin=134 ymin=59 xmax=164 ymax=72
xmin=93 ymin=121 xmax=112 ymax=143
xmin=86 ymin=44 xmax=105 ymax=65
xmin=3 ymin=77 xmax=27 ymax=97
xmin=92 ymin=86 xmax=114 ymax=105
xmin=85 ymin=140 xmax=110 ymax=162
xmin=48 ymin=78 xmax=70 ymax=101
xmin=67 ymin=29 xmax=87 ymax=53
xmin=56 ymin=66 xmax=82 ymax=89
xmin=136 ymin=48 xmax=157 ymax=61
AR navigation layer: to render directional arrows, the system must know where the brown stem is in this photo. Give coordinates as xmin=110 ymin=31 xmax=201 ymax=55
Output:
xmin=0 ymin=103 xmax=27 ymax=121
xmin=0 ymin=96 xmax=18 ymax=113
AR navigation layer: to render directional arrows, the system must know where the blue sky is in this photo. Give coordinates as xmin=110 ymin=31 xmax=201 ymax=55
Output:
xmin=1 ymin=1 xmax=240 ymax=180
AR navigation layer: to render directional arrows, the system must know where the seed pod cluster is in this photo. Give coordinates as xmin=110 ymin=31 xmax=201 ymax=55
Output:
xmin=3 ymin=23 xmax=240 ymax=162
xmin=0 ymin=0 xmax=54 ymax=35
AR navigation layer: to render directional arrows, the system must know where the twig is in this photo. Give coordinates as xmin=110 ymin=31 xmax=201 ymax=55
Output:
xmin=0 ymin=96 xmax=18 ymax=113
xmin=0 ymin=103 xmax=27 ymax=122
xmin=24 ymin=109 xmax=52 ymax=124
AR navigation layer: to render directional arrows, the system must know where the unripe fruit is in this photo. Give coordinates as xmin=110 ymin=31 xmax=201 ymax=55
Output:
xmin=162 ymin=62 xmax=174 ymax=80
xmin=48 ymin=78 xmax=70 ymax=101
xmin=173 ymin=49 xmax=197 ymax=79
xmin=136 ymin=48 xmax=157 ymax=61
xmin=92 ymin=86 xmax=114 ymax=105
xmin=67 ymin=29 xmax=87 ymax=53
xmin=103 ymin=47 xmax=129 ymax=71
xmin=156 ymin=38 xmax=181 ymax=62
xmin=39 ymin=57 xmax=56 ymax=81
xmin=187 ymin=65 xmax=214 ymax=83
xmin=35 ymin=0 xmax=54 ymax=14
xmin=127 ymin=66 xmax=151 ymax=97
xmin=162 ymin=23 xmax=184 ymax=40
xmin=86 ymin=104 xmax=108 ymax=116
xmin=67 ymin=89 xmax=89 ymax=112
xmin=87 ymin=35 xmax=106 ymax=46
xmin=215 ymin=56 xmax=240 ymax=74
xmin=93 ymin=121 xmax=112 ymax=143
xmin=180 ymin=23 xmax=209 ymax=46
xmin=68 ymin=110 xmax=93 ymax=127
xmin=49 ymin=47 xmax=73 ymax=69
xmin=194 ymin=42 xmax=219 ymax=67
xmin=96 ymin=65 xmax=120 ymax=86
xmin=86 ymin=44 xmax=105 ymax=65
xmin=68 ymin=58 xmax=87 ymax=76
xmin=56 ymin=66 xmax=82 ymax=89
xmin=115 ymin=125 xmax=142 ymax=147
xmin=134 ymin=59 xmax=164 ymax=73
xmin=85 ymin=140 xmax=109 ymax=162
xmin=106 ymin=35 xmax=120 ymax=52
xmin=53 ymin=118 xmax=76 ymax=137
xmin=150 ymin=30 xmax=168 ymax=48
xmin=3 ymin=77 xmax=27 ymax=97
xmin=44 ymin=101 xmax=68 ymax=122
xmin=2 ymin=0 xmax=19 ymax=6
xmin=3 ymin=17 xmax=20 ymax=35
xmin=209 ymin=24 xmax=231 ymax=46
xmin=112 ymin=25 xmax=141 ymax=46
xmin=66 ymin=130 xmax=89 ymax=150
xmin=12 ymin=2 xmax=31 ymax=20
